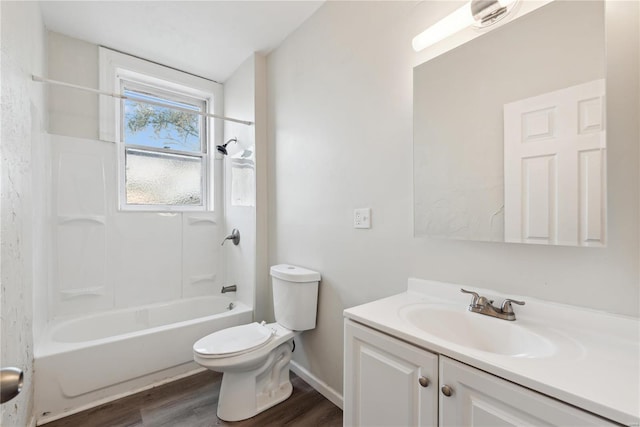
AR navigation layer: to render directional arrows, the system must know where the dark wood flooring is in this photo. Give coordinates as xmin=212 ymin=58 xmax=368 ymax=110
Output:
xmin=42 ymin=371 xmax=342 ymax=427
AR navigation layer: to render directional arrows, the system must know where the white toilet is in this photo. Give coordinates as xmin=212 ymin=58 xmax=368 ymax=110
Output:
xmin=193 ymin=264 xmax=320 ymax=421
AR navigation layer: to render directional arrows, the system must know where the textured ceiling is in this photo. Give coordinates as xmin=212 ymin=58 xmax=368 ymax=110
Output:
xmin=40 ymin=1 xmax=324 ymax=82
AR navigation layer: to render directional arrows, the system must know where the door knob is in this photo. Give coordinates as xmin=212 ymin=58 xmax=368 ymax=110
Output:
xmin=418 ymin=376 xmax=430 ymax=387
xmin=1 ymin=367 xmax=23 ymax=404
xmin=441 ymin=384 xmax=453 ymax=397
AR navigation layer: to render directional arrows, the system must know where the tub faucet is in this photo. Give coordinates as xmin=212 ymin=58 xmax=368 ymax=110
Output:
xmin=221 ymin=229 xmax=240 ymax=246
xmin=221 ymin=285 xmax=237 ymax=294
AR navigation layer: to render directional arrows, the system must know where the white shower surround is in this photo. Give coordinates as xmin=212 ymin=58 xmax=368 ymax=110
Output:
xmin=34 ymin=48 xmax=265 ymax=425
xmin=34 ymin=296 xmax=251 ymax=424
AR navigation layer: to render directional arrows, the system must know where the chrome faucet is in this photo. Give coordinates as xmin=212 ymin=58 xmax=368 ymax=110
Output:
xmin=221 ymin=284 xmax=237 ymax=293
xmin=461 ymin=288 xmax=525 ymax=321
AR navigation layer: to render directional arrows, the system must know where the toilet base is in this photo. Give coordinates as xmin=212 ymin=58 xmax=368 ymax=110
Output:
xmin=216 ymin=340 xmax=294 ymax=421
xmin=256 ymin=377 xmax=293 ymax=415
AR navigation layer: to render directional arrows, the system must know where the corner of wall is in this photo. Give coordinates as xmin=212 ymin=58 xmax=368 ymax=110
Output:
xmin=253 ymin=53 xmax=272 ymax=323
xmin=1 ymin=1 xmax=47 ymax=425
xmin=222 ymin=54 xmax=259 ymax=314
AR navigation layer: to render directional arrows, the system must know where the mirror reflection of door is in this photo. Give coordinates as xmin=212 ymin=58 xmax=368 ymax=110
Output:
xmin=412 ymin=0 xmax=606 ymax=246
xmin=504 ymin=79 xmax=606 ymax=246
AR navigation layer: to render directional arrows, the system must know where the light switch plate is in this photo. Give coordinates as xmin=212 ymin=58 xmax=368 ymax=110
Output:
xmin=354 ymin=208 xmax=371 ymax=229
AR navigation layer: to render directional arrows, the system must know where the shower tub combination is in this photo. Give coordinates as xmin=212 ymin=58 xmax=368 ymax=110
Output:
xmin=34 ymin=296 xmax=251 ymax=424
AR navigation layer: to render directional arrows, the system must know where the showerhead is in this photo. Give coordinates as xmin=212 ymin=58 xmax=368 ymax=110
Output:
xmin=217 ymin=137 xmax=237 ymax=156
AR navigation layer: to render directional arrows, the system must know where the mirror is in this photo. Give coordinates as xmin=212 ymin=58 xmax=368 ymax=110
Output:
xmin=413 ymin=1 xmax=606 ymax=246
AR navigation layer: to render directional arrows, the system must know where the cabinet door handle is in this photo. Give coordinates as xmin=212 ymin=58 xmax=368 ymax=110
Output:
xmin=441 ymin=384 xmax=453 ymax=397
xmin=418 ymin=376 xmax=429 ymax=387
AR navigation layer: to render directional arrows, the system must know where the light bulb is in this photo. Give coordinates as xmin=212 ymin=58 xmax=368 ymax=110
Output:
xmin=412 ymin=2 xmax=475 ymax=52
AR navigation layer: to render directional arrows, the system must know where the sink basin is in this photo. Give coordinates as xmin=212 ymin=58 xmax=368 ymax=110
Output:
xmin=399 ymin=303 xmax=556 ymax=358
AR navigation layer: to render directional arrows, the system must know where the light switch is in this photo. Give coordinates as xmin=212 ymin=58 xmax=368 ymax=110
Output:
xmin=354 ymin=208 xmax=371 ymax=229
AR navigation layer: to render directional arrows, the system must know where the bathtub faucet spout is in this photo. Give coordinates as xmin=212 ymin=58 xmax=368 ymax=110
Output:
xmin=221 ymin=285 xmax=237 ymax=294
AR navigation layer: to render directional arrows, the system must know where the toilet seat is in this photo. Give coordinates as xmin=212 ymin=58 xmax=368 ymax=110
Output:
xmin=194 ymin=322 xmax=274 ymax=358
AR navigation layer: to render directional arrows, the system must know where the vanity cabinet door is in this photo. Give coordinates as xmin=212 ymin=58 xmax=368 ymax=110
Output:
xmin=439 ymin=356 xmax=618 ymax=427
xmin=344 ymin=320 xmax=438 ymax=427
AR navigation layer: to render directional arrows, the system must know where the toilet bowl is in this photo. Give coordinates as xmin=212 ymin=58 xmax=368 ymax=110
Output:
xmin=193 ymin=264 xmax=320 ymax=422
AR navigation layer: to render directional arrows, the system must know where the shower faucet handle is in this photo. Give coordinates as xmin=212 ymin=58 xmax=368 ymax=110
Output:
xmin=221 ymin=229 xmax=240 ymax=246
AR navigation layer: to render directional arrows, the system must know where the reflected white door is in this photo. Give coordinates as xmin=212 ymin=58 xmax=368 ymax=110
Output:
xmin=504 ymin=79 xmax=606 ymax=246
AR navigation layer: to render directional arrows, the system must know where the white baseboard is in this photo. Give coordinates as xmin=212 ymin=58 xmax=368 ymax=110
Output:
xmin=290 ymin=360 xmax=343 ymax=410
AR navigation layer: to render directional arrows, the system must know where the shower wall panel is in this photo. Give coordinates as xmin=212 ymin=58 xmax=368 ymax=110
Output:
xmin=50 ymin=134 xmax=223 ymax=319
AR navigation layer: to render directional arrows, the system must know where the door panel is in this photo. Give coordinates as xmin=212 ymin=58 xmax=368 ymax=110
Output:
xmin=344 ymin=320 xmax=438 ymax=427
xmin=439 ymin=356 xmax=616 ymax=427
xmin=504 ymin=79 xmax=606 ymax=246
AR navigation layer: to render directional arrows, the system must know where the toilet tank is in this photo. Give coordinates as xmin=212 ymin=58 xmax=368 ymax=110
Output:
xmin=270 ymin=264 xmax=321 ymax=331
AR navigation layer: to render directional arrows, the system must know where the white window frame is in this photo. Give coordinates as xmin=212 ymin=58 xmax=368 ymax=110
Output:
xmin=99 ymin=47 xmax=223 ymax=212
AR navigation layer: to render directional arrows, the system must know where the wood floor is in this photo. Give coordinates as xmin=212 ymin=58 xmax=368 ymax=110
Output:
xmin=42 ymin=371 xmax=342 ymax=427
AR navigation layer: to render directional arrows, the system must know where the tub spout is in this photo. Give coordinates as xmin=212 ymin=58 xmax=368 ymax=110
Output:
xmin=221 ymin=285 xmax=237 ymax=293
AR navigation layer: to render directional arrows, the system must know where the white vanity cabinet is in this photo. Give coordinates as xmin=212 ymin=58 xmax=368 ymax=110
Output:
xmin=439 ymin=356 xmax=617 ymax=427
xmin=344 ymin=320 xmax=438 ymax=427
xmin=345 ymin=320 xmax=619 ymax=427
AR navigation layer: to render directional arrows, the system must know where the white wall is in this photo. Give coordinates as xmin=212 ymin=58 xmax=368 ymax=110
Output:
xmin=0 ymin=2 xmax=47 ymax=425
xmin=47 ymin=32 xmax=99 ymax=140
xmin=267 ymin=0 xmax=639 ymax=397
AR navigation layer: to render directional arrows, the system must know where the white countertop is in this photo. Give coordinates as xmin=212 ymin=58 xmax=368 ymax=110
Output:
xmin=343 ymin=278 xmax=640 ymax=427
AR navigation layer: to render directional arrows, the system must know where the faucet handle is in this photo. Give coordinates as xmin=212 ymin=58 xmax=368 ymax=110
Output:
xmin=460 ymin=288 xmax=480 ymax=306
xmin=221 ymin=229 xmax=240 ymax=246
xmin=500 ymin=298 xmax=525 ymax=314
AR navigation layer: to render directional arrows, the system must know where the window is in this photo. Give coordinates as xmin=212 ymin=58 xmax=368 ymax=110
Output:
xmin=121 ymin=82 xmax=207 ymax=207
xmin=99 ymin=47 xmax=222 ymax=211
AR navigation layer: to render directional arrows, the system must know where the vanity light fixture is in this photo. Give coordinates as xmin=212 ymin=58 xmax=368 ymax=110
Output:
xmin=412 ymin=0 xmax=519 ymax=52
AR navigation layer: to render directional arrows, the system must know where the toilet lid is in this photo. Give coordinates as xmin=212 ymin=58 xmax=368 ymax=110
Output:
xmin=193 ymin=322 xmax=274 ymax=357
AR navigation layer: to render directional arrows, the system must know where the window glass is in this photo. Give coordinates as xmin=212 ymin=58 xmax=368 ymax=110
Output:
xmin=123 ymin=88 xmax=203 ymax=153
xmin=125 ymin=149 xmax=203 ymax=206
xmin=119 ymin=82 xmax=209 ymax=210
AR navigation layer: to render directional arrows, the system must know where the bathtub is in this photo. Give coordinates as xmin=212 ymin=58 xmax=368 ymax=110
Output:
xmin=34 ymin=296 xmax=252 ymax=423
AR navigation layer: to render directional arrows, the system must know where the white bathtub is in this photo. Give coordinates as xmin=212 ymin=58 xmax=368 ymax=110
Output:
xmin=34 ymin=296 xmax=252 ymax=423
